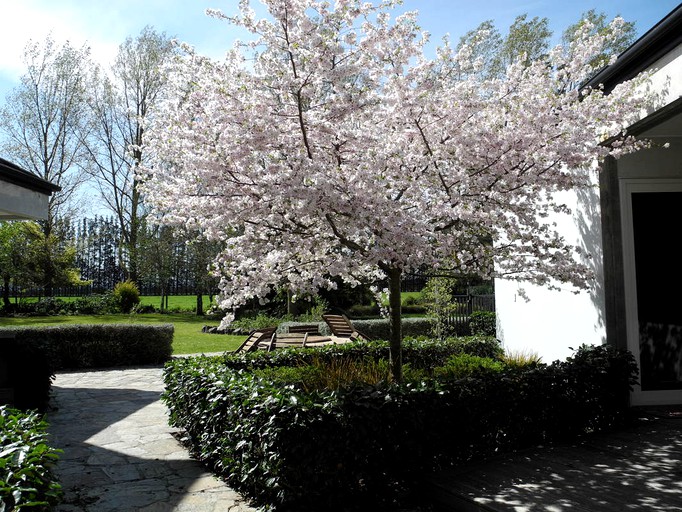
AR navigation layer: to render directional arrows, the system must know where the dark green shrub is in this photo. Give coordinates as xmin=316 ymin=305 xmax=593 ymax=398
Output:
xmin=1 ymin=295 xmax=121 ymax=317
xmin=470 ymin=311 xmax=496 ymax=336
xmin=163 ymin=343 xmax=636 ymax=511
xmin=70 ymin=294 xmax=119 ymax=315
xmin=433 ymin=353 xmax=504 ymax=379
xmin=352 ymin=317 xmax=433 ymax=340
xmin=1 ymin=335 xmax=54 ymax=412
xmin=112 ymin=280 xmax=141 ymax=313
xmin=0 ymin=324 xmax=173 ymax=370
xmin=346 ymin=303 xmax=380 ymax=318
xmin=0 ymin=406 xmax=62 ymax=510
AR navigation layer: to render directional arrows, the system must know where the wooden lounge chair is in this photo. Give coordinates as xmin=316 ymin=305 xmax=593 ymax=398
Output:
xmin=233 ymin=327 xmax=276 ymax=353
xmin=322 ymin=314 xmax=372 ymax=342
xmin=266 ymin=332 xmax=334 ymax=351
xmin=287 ymin=323 xmax=322 ymax=335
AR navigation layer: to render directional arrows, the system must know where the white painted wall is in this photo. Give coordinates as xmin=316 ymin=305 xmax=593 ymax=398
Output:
xmin=494 ymin=41 xmax=682 ymax=364
xmin=495 ymin=176 xmax=607 ymax=364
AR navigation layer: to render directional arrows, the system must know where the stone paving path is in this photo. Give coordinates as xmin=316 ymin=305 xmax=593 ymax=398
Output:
xmin=47 ymin=366 xmax=257 ymax=512
xmin=428 ymin=412 xmax=682 ymax=511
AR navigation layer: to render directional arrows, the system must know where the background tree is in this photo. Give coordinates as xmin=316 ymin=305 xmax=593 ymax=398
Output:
xmin=0 ymin=222 xmax=42 ymax=307
xmin=455 ymin=20 xmax=503 ymax=80
xmin=457 ymin=14 xmax=552 ymax=80
xmin=0 ymin=36 xmax=91 ymax=236
xmin=141 ymin=1 xmax=652 ymax=381
xmin=138 ymin=221 xmax=177 ymax=312
xmin=184 ymin=233 xmax=221 ymax=315
xmin=84 ymin=26 xmax=176 ymax=283
xmin=563 ymin=10 xmax=637 ymax=69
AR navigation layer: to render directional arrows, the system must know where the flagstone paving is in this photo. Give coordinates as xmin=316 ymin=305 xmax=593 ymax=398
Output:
xmin=427 ymin=410 xmax=682 ymax=511
xmin=47 ymin=366 xmax=257 ymax=512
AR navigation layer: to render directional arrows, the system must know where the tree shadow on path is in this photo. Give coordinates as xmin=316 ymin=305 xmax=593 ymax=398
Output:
xmin=47 ymin=367 xmax=252 ymax=512
xmin=429 ymin=414 xmax=682 ymax=512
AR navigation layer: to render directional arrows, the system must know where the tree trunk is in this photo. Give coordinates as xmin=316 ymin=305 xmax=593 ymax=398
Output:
xmin=2 ymin=275 xmax=10 ymax=309
xmin=387 ymin=267 xmax=403 ymax=382
xmin=196 ymin=293 xmax=204 ymax=316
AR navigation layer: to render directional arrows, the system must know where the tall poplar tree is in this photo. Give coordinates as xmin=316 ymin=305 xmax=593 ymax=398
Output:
xmin=84 ymin=26 xmax=176 ymax=283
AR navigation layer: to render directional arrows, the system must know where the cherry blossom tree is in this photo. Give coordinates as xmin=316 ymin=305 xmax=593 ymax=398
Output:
xmin=140 ymin=0 xmax=654 ymax=380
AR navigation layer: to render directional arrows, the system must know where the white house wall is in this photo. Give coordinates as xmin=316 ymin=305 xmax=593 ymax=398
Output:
xmin=494 ymin=175 xmax=607 ymax=364
xmin=495 ymin=39 xmax=682 ymax=364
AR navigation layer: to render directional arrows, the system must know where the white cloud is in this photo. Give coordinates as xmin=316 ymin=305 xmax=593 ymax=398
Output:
xmin=0 ymin=0 xmax=132 ymax=85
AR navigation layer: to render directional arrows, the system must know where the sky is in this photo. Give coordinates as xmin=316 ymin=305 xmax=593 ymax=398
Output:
xmin=0 ymin=0 xmax=680 ymax=102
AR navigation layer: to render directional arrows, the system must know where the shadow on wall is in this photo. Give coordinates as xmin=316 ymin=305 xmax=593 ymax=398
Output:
xmin=576 ymin=182 xmax=607 ymax=343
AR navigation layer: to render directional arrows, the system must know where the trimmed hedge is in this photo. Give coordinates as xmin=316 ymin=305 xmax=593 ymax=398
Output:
xmin=163 ymin=342 xmax=637 ymax=511
xmin=0 ymin=324 xmax=173 ymax=370
xmin=0 ymin=406 xmax=62 ymax=510
xmin=0 ymin=325 xmax=173 ymax=412
xmin=352 ymin=317 xmax=433 ymax=339
xmin=282 ymin=317 xmax=434 ymax=339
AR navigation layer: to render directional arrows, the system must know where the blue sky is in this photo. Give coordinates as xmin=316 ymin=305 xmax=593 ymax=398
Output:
xmin=0 ymin=0 xmax=679 ymax=102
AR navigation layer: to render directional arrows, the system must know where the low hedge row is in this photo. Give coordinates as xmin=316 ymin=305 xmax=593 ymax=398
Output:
xmin=282 ymin=317 xmax=435 ymax=339
xmin=0 ymin=324 xmax=173 ymax=411
xmin=214 ymin=336 xmax=503 ymax=371
xmin=163 ymin=341 xmax=637 ymax=511
xmin=0 ymin=406 xmax=62 ymax=510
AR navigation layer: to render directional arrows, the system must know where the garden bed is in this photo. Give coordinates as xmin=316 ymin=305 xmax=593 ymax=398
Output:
xmin=163 ymin=339 xmax=637 ymax=511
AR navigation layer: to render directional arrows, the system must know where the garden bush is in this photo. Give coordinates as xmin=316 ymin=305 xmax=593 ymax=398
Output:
xmin=470 ymin=311 xmax=496 ymax=336
xmin=352 ymin=317 xmax=434 ymax=340
xmin=0 ymin=335 xmax=53 ymax=412
xmin=112 ymin=280 xmax=141 ymax=314
xmin=0 ymin=294 xmax=120 ymax=317
xmin=0 ymin=324 xmax=173 ymax=371
xmin=163 ymin=342 xmax=636 ymax=511
xmin=0 ymin=406 xmax=62 ymax=510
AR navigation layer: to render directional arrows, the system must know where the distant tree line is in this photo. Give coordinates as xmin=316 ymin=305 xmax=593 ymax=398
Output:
xmin=1 ymin=216 xmax=220 ymax=311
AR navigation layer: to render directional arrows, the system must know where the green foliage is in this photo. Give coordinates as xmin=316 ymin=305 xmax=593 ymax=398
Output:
xmin=0 ymin=406 xmax=62 ymax=511
xmin=1 ymin=295 xmax=119 ymax=316
xmin=562 ymin=9 xmax=637 ymax=69
xmin=1 ymin=336 xmax=54 ymax=412
xmin=352 ymin=317 xmax=434 ymax=340
xmin=163 ymin=342 xmax=635 ymax=510
xmin=470 ymin=310 xmax=496 ymax=336
xmin=433 ymin=353 xmax=505 ymax=380
xmin=112 ymin=280 xmax=141 ymax=313
xmin=422 ymin=277 xmax=460 ymax=340
xmin=0 ymin=324 xmax=173 ymax=371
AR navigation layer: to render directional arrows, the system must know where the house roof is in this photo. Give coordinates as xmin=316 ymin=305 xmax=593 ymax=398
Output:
xmin=0 ymin=157 xmax=61 ymax=195
xmin=584 ymin=4 xmax=682 ymax=93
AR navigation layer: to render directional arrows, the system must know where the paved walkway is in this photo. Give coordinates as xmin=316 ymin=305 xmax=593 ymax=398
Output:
xmin=427 ymin=411 xmax=682 ymax=511
xmin=47 ymin=366 xmax=257 ymax=512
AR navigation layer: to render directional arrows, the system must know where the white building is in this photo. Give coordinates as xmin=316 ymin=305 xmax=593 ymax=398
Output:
xmin=0 ymin=157 xmax=60 ymax=221
xmin=495 ymin=5 xmax=682 ymax=406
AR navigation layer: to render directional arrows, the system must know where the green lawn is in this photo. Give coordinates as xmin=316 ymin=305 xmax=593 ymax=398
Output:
xmin=0 ymin=313 xmax=243 ymax=355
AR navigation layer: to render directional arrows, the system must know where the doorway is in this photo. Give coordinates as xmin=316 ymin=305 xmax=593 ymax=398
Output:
xmin=621 ymin=179 xmax=682 ymax=405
